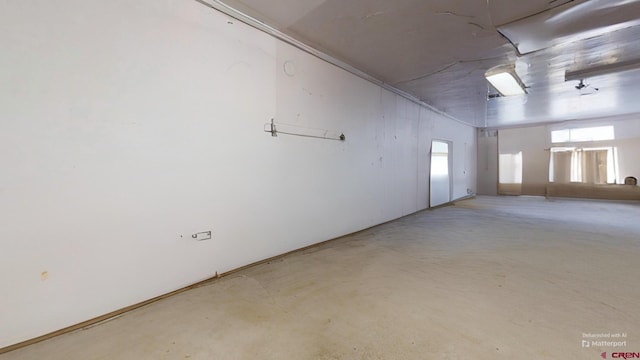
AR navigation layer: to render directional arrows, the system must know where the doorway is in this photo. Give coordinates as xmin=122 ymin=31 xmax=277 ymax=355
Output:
xmin=430 ymin=140 xmax=452 ymax=207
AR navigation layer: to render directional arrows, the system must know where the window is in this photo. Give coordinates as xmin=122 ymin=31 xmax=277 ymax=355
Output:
xmin=499 ymin=152 xmax=523 ymax=184
xmin=549 ymin=147 xmax=618 ymax=184
xmin=551 ymin=126 xmax=615 ymax=143
xmin=498 ymin=151 xmax=523 ymax=195
xmin=551 ymin=129 xmax=570 ymax=143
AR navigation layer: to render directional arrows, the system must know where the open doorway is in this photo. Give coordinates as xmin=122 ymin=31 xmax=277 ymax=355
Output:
xmin=430 ymin=140 xmax=452 ymax=207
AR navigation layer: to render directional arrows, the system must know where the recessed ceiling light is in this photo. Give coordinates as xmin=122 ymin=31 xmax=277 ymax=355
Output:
xmin=485 ymin=65 xmax=527 ymax=96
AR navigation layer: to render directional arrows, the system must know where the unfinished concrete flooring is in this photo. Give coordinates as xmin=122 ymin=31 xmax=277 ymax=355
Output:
xmin=3 ymin=196 xmax=640 ymax=360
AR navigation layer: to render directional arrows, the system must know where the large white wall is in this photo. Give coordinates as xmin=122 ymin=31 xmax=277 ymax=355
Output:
xmin=0 ymin=0 xmax=476 ymax=348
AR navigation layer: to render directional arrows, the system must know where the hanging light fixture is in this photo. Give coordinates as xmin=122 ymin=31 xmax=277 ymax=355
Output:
xmin=565 ymin=58 xmax=640 ymax=81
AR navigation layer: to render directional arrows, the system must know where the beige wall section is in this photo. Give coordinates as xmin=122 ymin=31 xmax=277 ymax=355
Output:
xmin=546 ymin=183 xmax=640 ymax=200
xmin=498 ymin=126 xmax=550 ymax=196
xmin=476 ymin=130 xmax=498 ymax=196
xmin=618 ymin=122 xmax=640 ymax=182
xmin=615 ymin=138 xmax=640 ymax=181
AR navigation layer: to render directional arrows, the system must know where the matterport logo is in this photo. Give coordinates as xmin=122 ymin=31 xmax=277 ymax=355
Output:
xmin=582 ymin=332 xmax=628 ymax=349
xmin=601 ymin=352 xmax=640 ymax=359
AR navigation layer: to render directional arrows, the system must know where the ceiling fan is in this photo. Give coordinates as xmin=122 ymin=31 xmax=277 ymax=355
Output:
xmin=574 ymin=79 xmax=599 ymax=95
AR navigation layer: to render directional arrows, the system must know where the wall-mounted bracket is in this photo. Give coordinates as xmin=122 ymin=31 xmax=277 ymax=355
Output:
xmin=264 ymin=119 xmax=345 ymax=141
xmin=269 ymin=118 xmax=277 ymax=137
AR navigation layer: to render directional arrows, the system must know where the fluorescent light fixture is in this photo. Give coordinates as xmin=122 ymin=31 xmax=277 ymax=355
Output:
xmin=565 ymin=59 xmax=640 ymax=81
xmin=485 ymin=65 xmax=527 ymax=96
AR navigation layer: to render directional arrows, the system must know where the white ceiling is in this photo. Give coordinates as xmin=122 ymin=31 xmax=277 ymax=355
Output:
xmin=219 ymin=0 xmax=640 ymax=128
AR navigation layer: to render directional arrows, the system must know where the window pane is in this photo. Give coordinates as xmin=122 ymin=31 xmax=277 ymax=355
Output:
xmin=569 ymin=126 xmax=614 ymax=142
xmin=499 ymin=152 xmax=523 ymax=184
xmin=551 ymin=126 xmax=615 ymax=143
xmin=551 ymin=129 xmax=570 ymax=143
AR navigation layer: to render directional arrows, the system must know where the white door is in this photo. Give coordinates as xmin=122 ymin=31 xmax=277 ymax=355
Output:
xmin=430 ymin=140 xmax=451 ymax=207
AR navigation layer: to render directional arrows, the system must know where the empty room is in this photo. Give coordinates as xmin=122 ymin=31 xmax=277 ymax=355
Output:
xmin=1 ymin=0 xmax=640 ymax=359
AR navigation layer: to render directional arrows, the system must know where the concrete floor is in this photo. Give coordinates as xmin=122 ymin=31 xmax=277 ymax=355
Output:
xmin=3 ymin=196 xmax=640 ymax=360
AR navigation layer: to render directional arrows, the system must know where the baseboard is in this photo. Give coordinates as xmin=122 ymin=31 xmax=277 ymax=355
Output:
xmin=430 ymin=194 xmax=476 ymax=209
